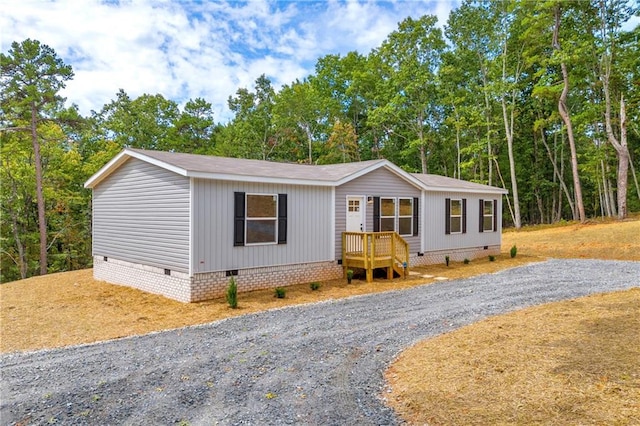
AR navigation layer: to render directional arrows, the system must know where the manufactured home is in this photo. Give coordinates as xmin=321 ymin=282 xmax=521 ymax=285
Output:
xmin=85 ymin=149 xmax=507 ymax=302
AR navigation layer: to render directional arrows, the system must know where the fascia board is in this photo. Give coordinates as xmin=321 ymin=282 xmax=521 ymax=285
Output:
xmin=84 ymin=149 xmax=188 ymax=188
xmin=186 ymin=171 xmax=336 ymax=187
xmin=422 ymin=186 xmax=510 ymax=195
xmin=334 ymin=160 xmax=424 ymax=189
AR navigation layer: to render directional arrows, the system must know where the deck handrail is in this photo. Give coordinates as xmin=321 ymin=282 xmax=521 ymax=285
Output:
xmin=342 ymin=231 xmax=409 ymax=281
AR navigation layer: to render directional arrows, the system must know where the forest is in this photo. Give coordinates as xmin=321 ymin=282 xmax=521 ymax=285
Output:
xmin=1 ymin=0 xmax=638 ymax=283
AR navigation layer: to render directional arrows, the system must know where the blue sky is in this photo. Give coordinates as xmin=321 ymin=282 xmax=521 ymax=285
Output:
xmin=1 ymin=0 xmax=458 ymax=122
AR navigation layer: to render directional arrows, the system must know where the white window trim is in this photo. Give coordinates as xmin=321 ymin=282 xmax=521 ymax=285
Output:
xmin=483 ymin=200 xmax=494 ymax=232
xmin=398 ymin=197 xmax=413 ymax=237
xmin=245 ymin=193 xmax=278 ymax=246
xmin=450 ymin=199 xmax=463 ymax=234
xmin=380 ymin=197 xmax=396 ymax=232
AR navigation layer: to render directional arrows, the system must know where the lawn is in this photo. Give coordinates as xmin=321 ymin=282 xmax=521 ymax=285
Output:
xmin=1 ymin=217 xmax=639 ymax=424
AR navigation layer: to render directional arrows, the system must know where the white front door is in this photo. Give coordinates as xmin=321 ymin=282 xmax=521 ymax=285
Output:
xmin=346 ymin=196 xmax=365 ymax=232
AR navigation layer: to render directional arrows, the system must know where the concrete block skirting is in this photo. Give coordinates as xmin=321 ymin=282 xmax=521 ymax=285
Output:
xmin=410 ymin=245 xmax=501 ymax=267
xmin=93 ymin=256 xmax=343 ymax=303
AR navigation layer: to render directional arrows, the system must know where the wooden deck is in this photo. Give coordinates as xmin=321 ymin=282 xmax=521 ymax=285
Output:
xmin=341 ymin=231 xmax=409 ymax=282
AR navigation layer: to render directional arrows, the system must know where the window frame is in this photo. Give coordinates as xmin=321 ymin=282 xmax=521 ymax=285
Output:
xmin=379 ymin=197 xmax=396 ymax=232
xmin=245 ymin=193 xmax=278 ymax=246
xmin=397 ymin=197 xmax=413 ymax=236
xmin=449 ymin=199 xmax=463 ymax=234
xmin=482 ymin=199 xmax=494 ymax=232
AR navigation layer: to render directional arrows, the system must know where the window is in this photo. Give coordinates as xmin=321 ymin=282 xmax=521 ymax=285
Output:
xmin=450 ymin=199 xmax=462 ymax=233
xmin=373 ymin=196 xmax=418 ymax=236
xmin=445 ymin=198 xmax=466 ymax=234
xmin=398 ymin=198 xmax=413 ymax=236
xmin=246 ymin=194 xmax=277 ymax=244
xmin=479 ymin=199 xmax=497 ymax=233
xmin=348 ymin=199 xmax=360 ymax=213
xmin=380 ymin=198 xmax=396 ymax=231
xmin=234 ymin=192 xmax=287 ymax=246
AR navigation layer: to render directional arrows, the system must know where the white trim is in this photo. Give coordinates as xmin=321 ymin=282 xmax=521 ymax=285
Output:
xmin=245 ymin=193 xmax=278 ymax=246
xmin=397 ymin=197 xmax=413 ymax=237
xmin=420 ymin=191 xmax=426 ymax=252
xmin=449 ymin=198 xmax=463 ymax=234
xmin=482 ymin=199 xmax=495 ymax=232
xmin=329 ymin=187 xmax=336 ymax=260
xmin=188 ymin=177 xmax=194 ymax=276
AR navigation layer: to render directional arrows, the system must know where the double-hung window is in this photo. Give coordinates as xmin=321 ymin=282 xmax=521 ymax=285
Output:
xmin=479 ymin=199 xmax=497 ymax=232
xmin=246 ymin=194 xmax=277 ymax=244
xmin=373 ymin=196 xmax=418 ymax=236
xmin=380 ymin=198 xmax=396 ymax=232
xmin=445 ymin=198 xmax=467 ymax=234
xmin=234 ymin=192 xmax=287 ymax=246
xmin=398 ymin=198 xmax=413 ymax=236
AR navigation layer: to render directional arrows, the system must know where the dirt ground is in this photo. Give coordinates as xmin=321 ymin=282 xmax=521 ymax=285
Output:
xmin=1 ymin=217 xmax=639 ymax=424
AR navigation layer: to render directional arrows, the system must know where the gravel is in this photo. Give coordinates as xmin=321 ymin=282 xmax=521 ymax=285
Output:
xmin=2 ymin=259 xmax=639 ymax=425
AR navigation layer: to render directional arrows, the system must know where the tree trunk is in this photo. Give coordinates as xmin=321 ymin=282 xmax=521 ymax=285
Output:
xmin=31 ymin=103 xmax=48 ymax=275
xmin=540 ymin=126 xmax=575 ymax=220
xmin=553 ymin=5 xmax=586 ymax=222
xmin=4 ymin=166 xmax=28 ymax=279
xmin=603 ymin=92 xmax=629 ymax=219
xmin=500 ymin=39 xmax=521 ymax=229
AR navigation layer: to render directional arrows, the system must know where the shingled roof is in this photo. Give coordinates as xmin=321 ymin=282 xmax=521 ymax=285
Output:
xmin=85 ymin=148 xmax=422 ymax=189
xmin=85 ymin=148 xmax=507 ymax=195
xmin=411 ymin=173 xmax=508 ymax=194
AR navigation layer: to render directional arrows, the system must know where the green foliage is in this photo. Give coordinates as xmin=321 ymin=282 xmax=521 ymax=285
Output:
xmin=226 ymin=277 xmax=238 ymax=309
xmin=274 ymin=287 xmax=286 ymax=298
xmin=489 ymin=255 xmax=496 ymax=262
xmin=310 ymin=282 xmax=321 ymax=291
xmin=445 ymin=255 xmax=450 ymax=266
xmin=510 ymin=245 xmax=518 ymax=258
xmin=346 ymin=269 xmax=354 ymax=283
xmin=463 ymin=258 xmax=470 ymax=264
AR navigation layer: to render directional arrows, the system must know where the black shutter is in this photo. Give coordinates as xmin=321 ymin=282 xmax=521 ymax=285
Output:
xmin=462 ymin=198 xmax=467 ymax=234
xmin=413 ymin=197 xmax=419 ymax=236
xmin=278 ymin=194 xmax=287 ymax=244
xmin=445 ymin=198 xmax=451 ymax=235
xmin=234 ymin=192 xmax=245 ymax=246
xmin=373 ymin=197 xmax=380 ymax=232
xmin=493 ymin=199 xmax=498 ymax=232
xmin=479 ymin=199 xmax=484 ymax=233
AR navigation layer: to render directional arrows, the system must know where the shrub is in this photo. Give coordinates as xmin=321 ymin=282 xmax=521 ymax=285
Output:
xmin=510 ymin=244 xmax=517 ymax=258
xmin=346 ymin=269 xmax=354 ymax=283
xmin=463 ymin=258 xmax=470 ymax=264
xmin=274 ymin=287 xmax=286 ymax=298
xmin=310 ymin=281 xmax=321 ymax=291
xmin=445 ymin=255 xmax=450 ymax=266
xmin=489 ymin=255 xmax=496 ymax=262
xmin=226 ymin=277 xmax=238 ymax=309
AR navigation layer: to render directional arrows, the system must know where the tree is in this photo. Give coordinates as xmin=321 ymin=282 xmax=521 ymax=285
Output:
xmin=597 ymin=0 xmax=634 ymax=219
xmin=552 ymin=3 xmax=587 ymax=222
xmin=373 ymin=15 xmax=446 ymax=173
xmin=1 ymin=39 xmax=74 ymax=275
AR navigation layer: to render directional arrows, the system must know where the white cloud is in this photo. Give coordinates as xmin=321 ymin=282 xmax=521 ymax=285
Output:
xmin=0 ymin=0 xmax=457 ymax=122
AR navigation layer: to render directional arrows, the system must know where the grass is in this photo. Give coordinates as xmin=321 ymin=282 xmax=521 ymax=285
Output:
xmin=1 ymin=217 xmax=639 ymax=424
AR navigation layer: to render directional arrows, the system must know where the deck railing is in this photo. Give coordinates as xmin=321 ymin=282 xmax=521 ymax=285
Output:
xmin=341 ymin=231 xmax=409 ymax=282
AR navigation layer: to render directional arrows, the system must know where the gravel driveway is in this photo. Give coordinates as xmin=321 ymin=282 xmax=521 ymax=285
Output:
xmin=2 ymin=259 xmax=639 ymax=425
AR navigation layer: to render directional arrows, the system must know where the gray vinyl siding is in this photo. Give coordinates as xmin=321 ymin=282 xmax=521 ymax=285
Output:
xmin=422 ymin=191 xmax=502 ymax=252
xmin=192 ymin=179 xmax=333 ymax=273
xmin=92 ymin=158 xmax=190 ymax=273
xmin=334 ymin=167 xmax=421 ymax=259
